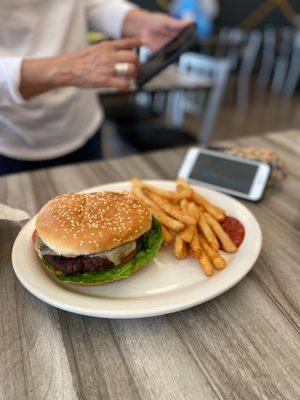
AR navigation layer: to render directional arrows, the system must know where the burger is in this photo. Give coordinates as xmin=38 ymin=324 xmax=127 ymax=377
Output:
xmin=32 ymin=191 xmax=162 ymax=285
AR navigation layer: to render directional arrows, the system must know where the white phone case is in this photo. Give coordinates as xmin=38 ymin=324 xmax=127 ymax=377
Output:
xmin=177 ymin=148 xmax=271 ymax=201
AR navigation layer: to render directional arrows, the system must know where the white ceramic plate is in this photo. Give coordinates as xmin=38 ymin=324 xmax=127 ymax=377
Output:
xmin=12 ymin=181 xmax=262 ymax=319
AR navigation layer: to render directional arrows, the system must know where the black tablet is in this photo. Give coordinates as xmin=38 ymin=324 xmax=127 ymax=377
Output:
xmin=136 ymin=23 xmax=198 ymax=87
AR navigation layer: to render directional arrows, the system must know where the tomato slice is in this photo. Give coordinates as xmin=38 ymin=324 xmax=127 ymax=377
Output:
xmin=220 ymin=217 xmax=245 ymax=248
xmin=32 ymin=229 xmax=38 ymax=245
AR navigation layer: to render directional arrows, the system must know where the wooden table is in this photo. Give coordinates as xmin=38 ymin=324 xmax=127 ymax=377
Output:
xmin=1 ymin=130 xmax=299 ymax=400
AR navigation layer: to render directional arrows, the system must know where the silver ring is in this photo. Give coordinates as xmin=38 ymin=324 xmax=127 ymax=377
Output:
xmin=114 ymin=62 xmax=130 ymax=77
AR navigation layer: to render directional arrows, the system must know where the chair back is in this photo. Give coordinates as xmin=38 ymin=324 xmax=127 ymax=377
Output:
xmin=257 ymin=27 xmax=276 ymax=88
xmin=214 ymin=28 xmax=248 ymax=70
xmin=178 ymin=53 xmax=230 ymax=143
xmin=271 ymin=27 xmax=293 ymax=92
xmin=284 ymin=31 xmax=300 ymax=95
xmin=237 ymin=30 xmax=262 ymax=108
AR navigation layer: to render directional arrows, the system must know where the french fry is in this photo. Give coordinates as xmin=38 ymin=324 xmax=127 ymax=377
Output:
xmin=191 ymin=230 xmax=214 ymax=276
xmin=172 ymin=203 xmax=181 ymax=210
xmin=179 ymin=198 xmax=189 ymax=210
xmin=215 ymin=206 xmax=226 ymax=215
xmin=198 ymin=212 xmax=219 ymax=251
xmin=132 ymin=178 xmax=191 ymax=200
xmin=198 ymin=250 xmax=214 ymax=277
xmin=180 ymin=200 xmax=196 ymax=219
xmin=132 ymin=188 xmax=161 ymax=212
xmin=176 ymin=181 xmax=193 ymax=198
xmin=187 ymin=202 xmax=200 ymax=219
xmin=162 ymin=226 xmax=173 ymax=245
xmin=192 ymin=191 xmax=226 ymax=221
xmin=190 ymin=232 xmax=202 ymax=259
xmin=177 ymin=178 xmax=225 ymax=221
xmin=174 ymin=235 xmax=188 ymax=259
xmin=204 ymin=212 xmax=237 ymax=253
xmin=133 ymin=188 xmax=185 ymax=232
xmin=198 ymin=234 xmax=227 ymax=269
xmin=132 ymin=178 xmax=238 ymax=275
xmin=151 ymin=208 xmax=185 ymax=232
xmin=179 ymin=225 xmax=195 ymax=244
xmin=176 ymin=178 xmax=189 ymax=188
xmin=148 ymin=192 xmax=197 ymax=225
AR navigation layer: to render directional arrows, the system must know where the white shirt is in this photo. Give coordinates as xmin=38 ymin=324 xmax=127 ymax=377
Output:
xmin=0 ymin=0 xmax=134 ymax=160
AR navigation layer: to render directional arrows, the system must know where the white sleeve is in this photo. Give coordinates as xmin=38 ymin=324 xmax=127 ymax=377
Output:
xmin=85 ymin=0 xmax=136 ymax=39
xmin=0 ymin=57 xmax=25 ymax=106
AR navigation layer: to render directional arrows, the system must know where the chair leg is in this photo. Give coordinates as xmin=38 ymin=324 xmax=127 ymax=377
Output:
xmin=166 ymin=90 xmax=185 ymax=126
xmin=199 ymin=88 xmax=220 ymax=144
xmin=284 ymin=57 xmax=300 ymax=96
xmin=199 ymin=65 xmax=230 ymax=145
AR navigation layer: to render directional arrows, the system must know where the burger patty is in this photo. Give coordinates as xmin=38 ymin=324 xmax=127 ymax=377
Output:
xmin=43 ymin=249 xmax=137 ymax=275
xmin=34 ymin=231 xmax=139 ymax=275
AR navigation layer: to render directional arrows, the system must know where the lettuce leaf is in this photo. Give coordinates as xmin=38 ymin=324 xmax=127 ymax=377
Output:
xmin=41 ymin=217 xmax=162 ymax=285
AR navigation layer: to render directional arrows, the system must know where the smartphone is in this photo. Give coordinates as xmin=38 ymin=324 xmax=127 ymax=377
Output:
xmin=136 ymin=23 xmax=198 ymax=87
xmin=177 ymin=148 xmax=271 ymax=201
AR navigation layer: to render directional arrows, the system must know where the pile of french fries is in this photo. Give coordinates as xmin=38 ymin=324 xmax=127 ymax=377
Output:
xmin=131 ymin=178 xmax=238 ymax=277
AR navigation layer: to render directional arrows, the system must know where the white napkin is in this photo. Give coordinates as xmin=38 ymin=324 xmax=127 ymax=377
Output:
xmin=0 ymin=204 xmax=30 ymax=221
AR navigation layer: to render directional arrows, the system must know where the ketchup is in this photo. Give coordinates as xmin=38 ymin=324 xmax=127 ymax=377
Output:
xmin=220 ymin=217 xmax=245 ymax=248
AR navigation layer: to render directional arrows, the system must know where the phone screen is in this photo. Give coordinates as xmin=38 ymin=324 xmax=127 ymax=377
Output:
xmin=189 ymin=154 xmax=259 ymax=194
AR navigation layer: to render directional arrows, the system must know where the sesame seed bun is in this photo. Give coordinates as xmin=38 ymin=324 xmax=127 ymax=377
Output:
xmin=35 ymin=192 xmax=151 ymax=257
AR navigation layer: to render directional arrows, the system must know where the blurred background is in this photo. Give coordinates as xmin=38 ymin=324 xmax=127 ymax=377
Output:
xmin=100 ymin=0 xmax=300 ymax=157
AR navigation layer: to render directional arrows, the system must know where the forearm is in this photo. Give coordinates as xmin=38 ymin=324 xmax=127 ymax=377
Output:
xmin=20 ymin=56 xmax=74 ymax=99
xmin=20 ymin=51 xmax=92 ymax=99
xmin=19 ymin=39 xmax=140 ymax=99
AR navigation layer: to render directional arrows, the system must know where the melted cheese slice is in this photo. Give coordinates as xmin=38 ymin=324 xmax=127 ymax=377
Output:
xmin=37 ymin=236 xmax=137 ymax=265
xmin=89 ymin=240 xmax=137 ymax=265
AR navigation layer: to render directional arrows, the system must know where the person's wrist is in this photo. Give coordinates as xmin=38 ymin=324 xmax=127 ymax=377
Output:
xmin=20 ymin=55 xmax=75 ymax=99
xmin=48 ymin=54 xmax=76 ymax=87
xmin=20 ymin=58 xmax=55 ymax=99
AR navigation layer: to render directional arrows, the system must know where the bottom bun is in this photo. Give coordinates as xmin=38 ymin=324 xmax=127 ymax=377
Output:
xmin=39 ymin=218 xmax=162 ymax=286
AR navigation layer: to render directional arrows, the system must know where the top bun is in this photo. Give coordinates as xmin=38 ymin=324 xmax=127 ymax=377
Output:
xmin=36 ymin=192 xmax=151 ymax=257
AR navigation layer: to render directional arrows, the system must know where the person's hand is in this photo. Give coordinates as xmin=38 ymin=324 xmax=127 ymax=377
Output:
xmin=20 ymin=38 xmax=142 ymax=99
xmin=59 ymin=38 xmax=141 ymax=90
xmin=123 ymin=9 xmax=191 ymax=51
xmin=140 ymin=13 xmax=192 ymax=51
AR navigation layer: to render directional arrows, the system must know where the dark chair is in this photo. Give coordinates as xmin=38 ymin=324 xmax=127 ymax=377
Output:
xmin=115 ymin=120 xmax=196 ymax=153
xmin=102 ymin=88 xmax=196 ymax=155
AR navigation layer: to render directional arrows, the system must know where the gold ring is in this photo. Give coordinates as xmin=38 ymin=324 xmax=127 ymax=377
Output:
xmin=114 ymin=62 xmax=130 ymax=77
